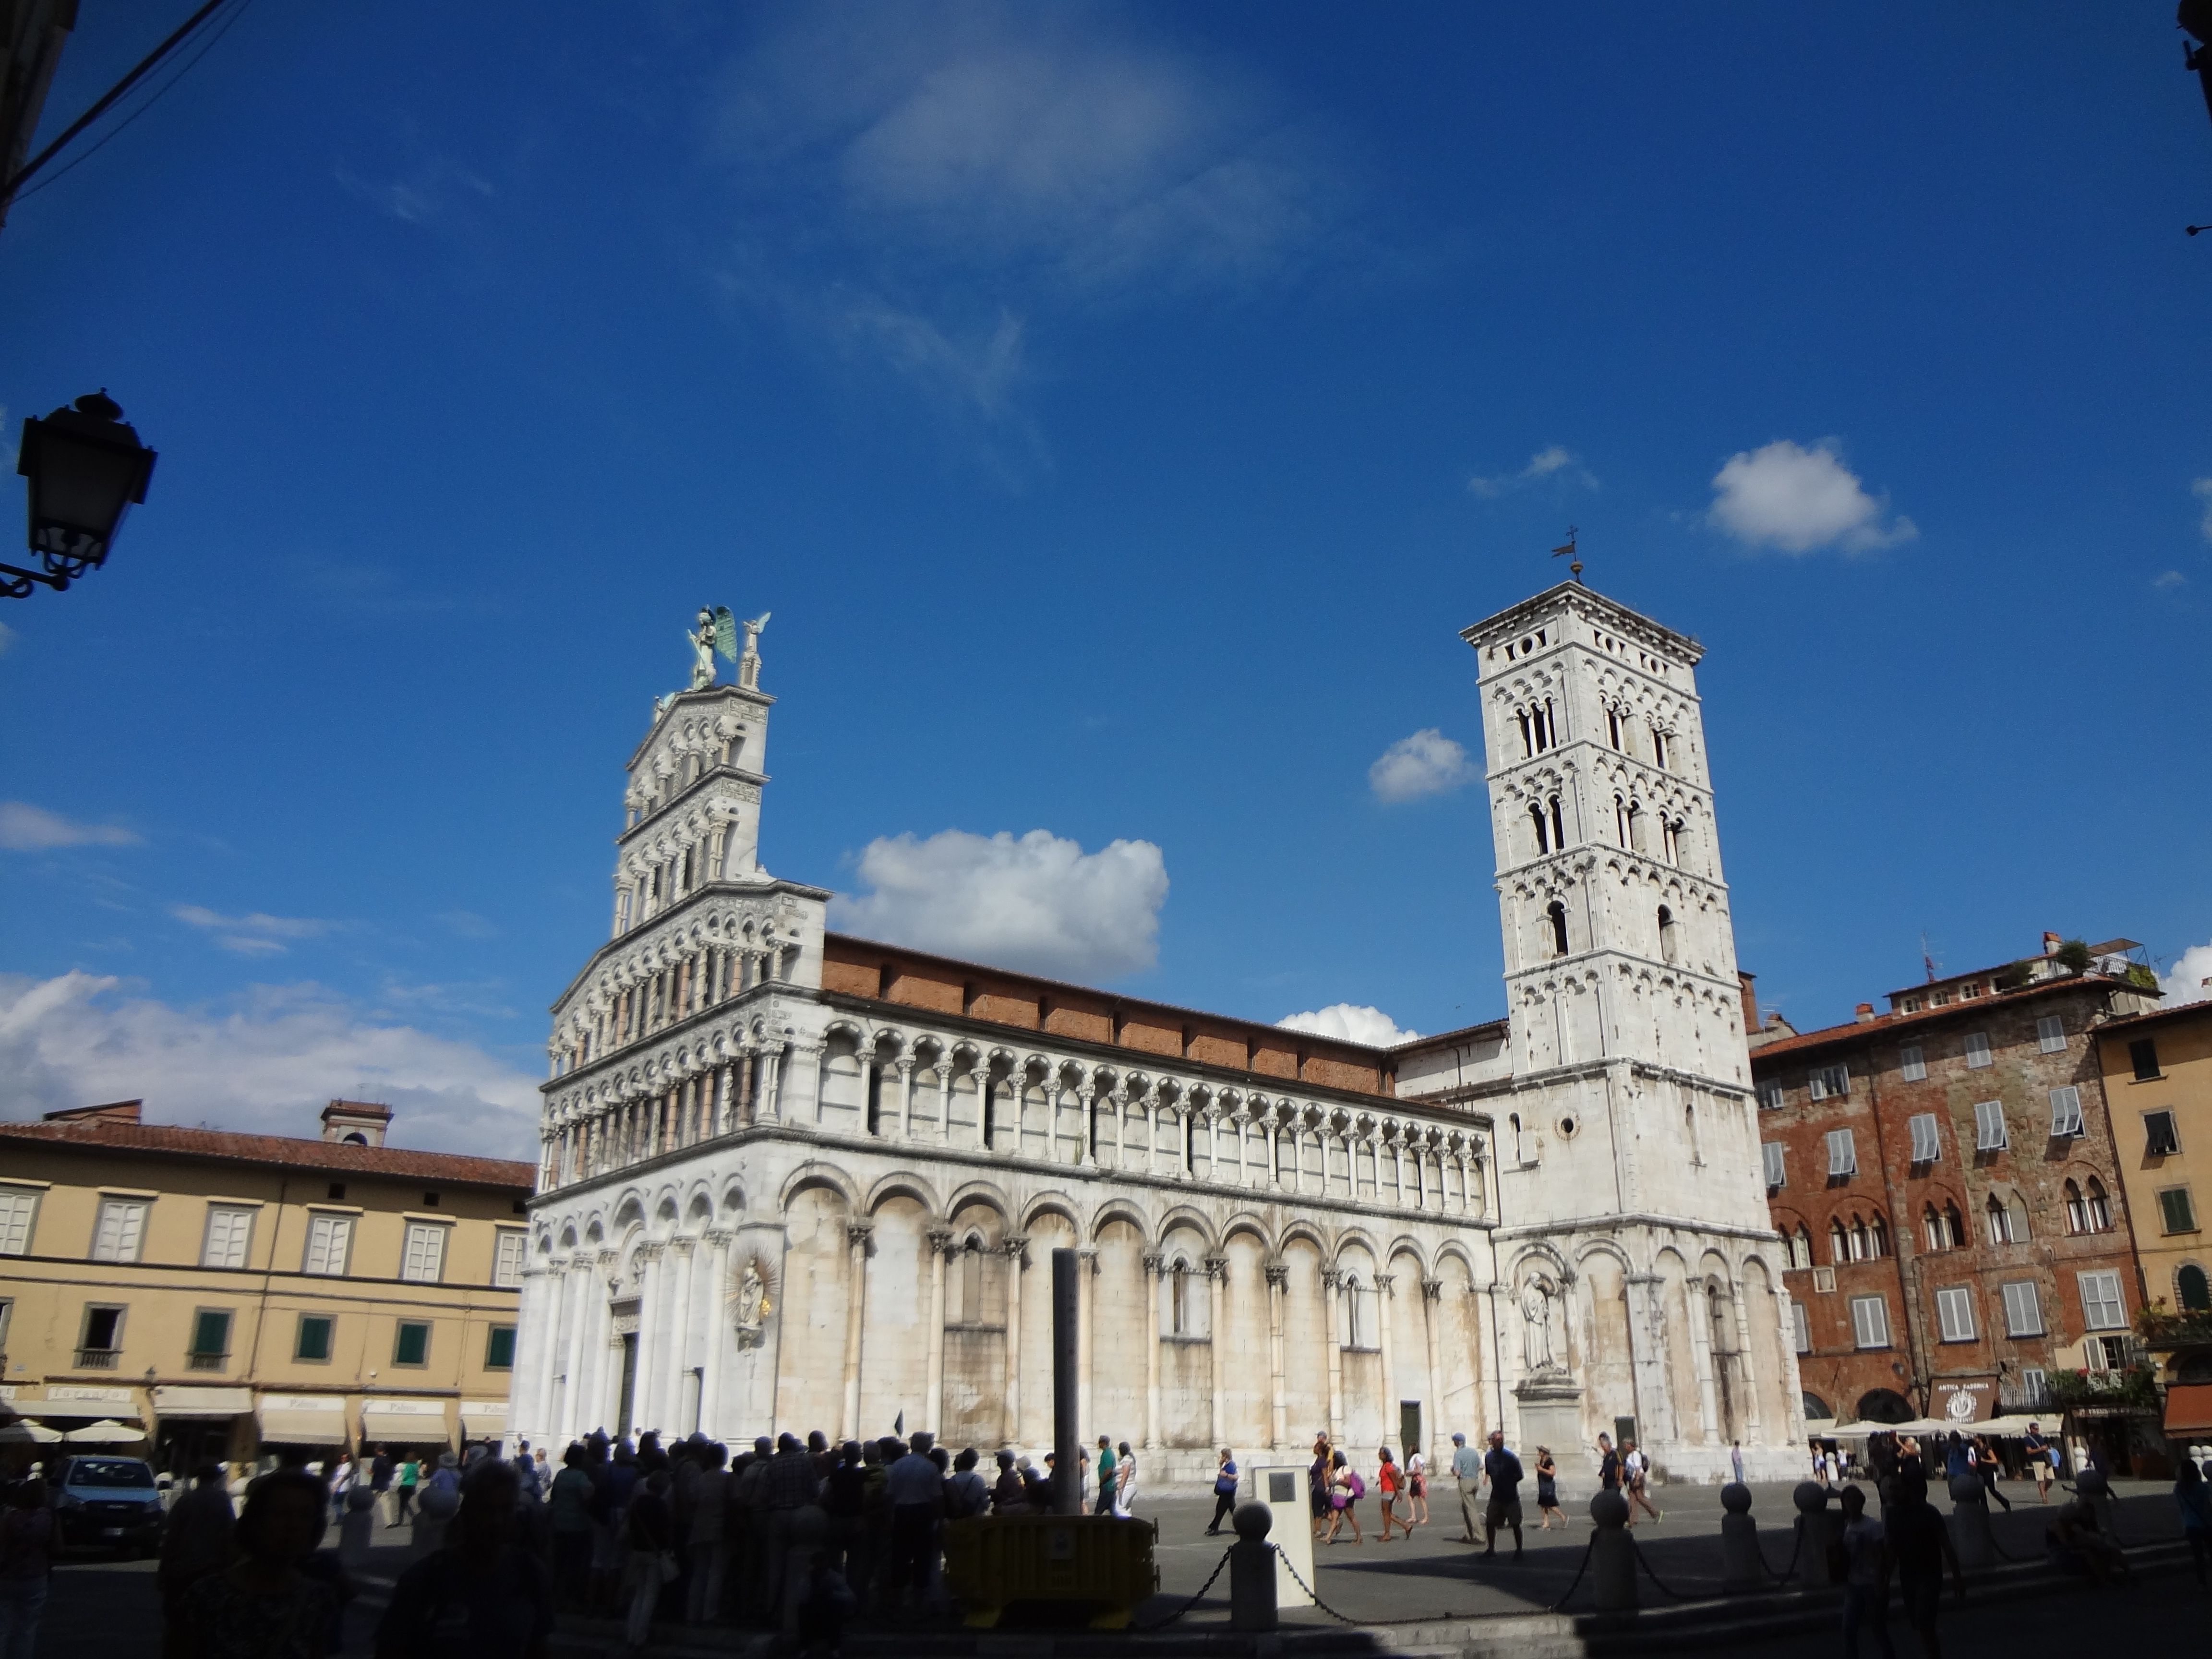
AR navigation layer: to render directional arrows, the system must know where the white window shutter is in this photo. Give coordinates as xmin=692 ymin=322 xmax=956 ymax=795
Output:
xmin=2048 ymin=1086 xmax=2083 ymax=1138
xmin=1908 ymin=1113 xmax=1940 ymax=1163
xmin=0 ymin=1191 xmax=36 ymax=1255
xmin=1965 ymin=1032 xmax=1992 ymax=1069
xmin=1762 ymin=1142 xmax=1786 ymax=1190
xmin=2036 ymin=1015 xmax=2066 ymax=1054
xmin=1791 ymin=1301 xmax=1810 ymax=1353
xmin=1974 ymin=1100 xmax=2007 ymax=1151
xmin=1899 ymin=1044 xmax=1926 ymax=1082
xmin=1826 ymin=1129 xmax=1857 ymax=1177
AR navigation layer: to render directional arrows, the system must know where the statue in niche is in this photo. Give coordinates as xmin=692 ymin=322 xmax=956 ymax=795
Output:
xmin=733 ymin=1259 xmax=774 ymax=1348
xmin=1521 ymin=1274 xmax=1564 ymax=1373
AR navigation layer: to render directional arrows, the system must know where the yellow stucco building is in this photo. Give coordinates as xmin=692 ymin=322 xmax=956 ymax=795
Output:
xmin=2093 ymin=1000 xmax=2212 ymax=1446
xmin=0 ymin=1098 xmax=534 ymax=1475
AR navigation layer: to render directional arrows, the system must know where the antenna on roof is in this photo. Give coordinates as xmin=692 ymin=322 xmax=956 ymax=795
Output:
xmin=1550 ymin=527 xmax=1582 ymax=583
xmin=1921 ymin=933 xmax=1937 ymax=984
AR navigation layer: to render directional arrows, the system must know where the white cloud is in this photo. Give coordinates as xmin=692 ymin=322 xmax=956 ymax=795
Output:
xmin=0 ymin=972 xmax=540 ymax=1158
xmin=2193 ymin=477 xmax=2212 ymax=541
xmin=1468 ymin=445 xmax=1597 ymax=499
xmin=2155 ymin=569 xmax=2188 ymax=591
xmin=0 ymin=619 xmax=15 ymax=656
xmin=0 ymin=801 xmax=141 ymax=851
xmin=1368 ymin=729 xmax=1477 ymax=802
xmin=1276 ymin=1003 xmax=1419 ymax=1047
xmin=830 ymin=827 xmax=1167 ymax=982
xmin=2161 ymin=942 xmax=2212 ymax=1008
xmin=715 ymin=8 xmax=1355 ymax=299
xmin=171 ymin=904 xmax=334 ymax=956
xmin=1708 ymin=439 xmax=1915 ymax=553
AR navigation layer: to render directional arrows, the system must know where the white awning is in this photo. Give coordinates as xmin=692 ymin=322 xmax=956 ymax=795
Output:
xmin=26 ymin=1388 xmax=143 ymax=1423
xmin=361 ymin=1398 xmax=450 ymax=1446
xmin=458 ymin=1399 xmax=509 ymax=1438
xmin=153 ymin=1385 xmax=253 ymax=1420
xmin=64 ymin=1419 xmax=145 ymax=1443
xmin=258 ymin=1395 xmax=349 ymax=1446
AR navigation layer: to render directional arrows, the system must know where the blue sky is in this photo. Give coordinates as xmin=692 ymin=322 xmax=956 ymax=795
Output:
xmin=4 ymin=3 xmax=2209 ymax=1155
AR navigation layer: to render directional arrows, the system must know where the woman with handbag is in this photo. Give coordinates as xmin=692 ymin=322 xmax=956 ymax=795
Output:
xmin=1405 ymin=1445 xmax=1430 ymax=1527
xmin=1323 ymin=1451 xmax=1365 ymax=1545
xmin=1205 ymin=1450 xmax=1239 ymax=1535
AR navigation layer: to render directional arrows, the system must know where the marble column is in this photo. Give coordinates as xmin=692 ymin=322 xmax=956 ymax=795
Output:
xmin=1001 ymin=1236 xmax=1028 ymax=1445
xmin=699 ymin=1230 xmax=733 ymax=1436
xmin=1077 ymin=1089 xmax=1097 ymax=1166
xmin=1077 ymin=1248 xmax=1098 ymax=1445
xmin=1142 ymin=1250 xmax=1165 ymax=1451
xmin=1376 ymin=1271 xmax=1398 ymax=1448
xmin=840 ymin=1221 xmax=873 ymax=1441
xmin=760 ymin=1049 xmax=783 ymax=1123
xmin=1420 ymin=1277 xmax=1445 ymax=1466
xmin=897 ymin=1061 xmax=915 ymax=1140
xmin=1204 ymin=1254 xmax=1228 ymax=1449
xmin=1264 ymin=1262 xmax=1289 ymax=1452
xmin=1687 ymin=1277 xmax=1721 ymax=1445
xmin=1623 ymin=1271 xmax=1674 ymax=1445
xmin=662 ymin=1239 xmax=697 ymax=1433
xmin=925 ymin=1227 xmax=952 ymax=1432
xmin=1730 ymin=1278 xmax=1763 ymax=1436
xmin=1322 ymin=1268 xmax=1345 ymax=1442
xmin=630 ymin=1244 xmax=667 ymax=1437
xmin=559 ymin=1261 xmax=592 ymax=1441
xmin=970 ymin=1070 xmax=992 ymax=1150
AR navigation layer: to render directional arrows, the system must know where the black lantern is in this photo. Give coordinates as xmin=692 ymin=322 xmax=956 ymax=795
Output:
xmin=3 ymin=391 xmax=158 ymax=599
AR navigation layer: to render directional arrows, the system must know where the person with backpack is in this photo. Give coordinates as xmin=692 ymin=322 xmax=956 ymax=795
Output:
xmin=1478 ymin=1430 xmax=1524 ymax=1561
xmin=1205 ymin=1450 xmax=1239 ymax=1535
xmin=1323 ymin=1450 xmax=1365 ymax=1545
xmin=1376 ymin=1448 xmax=1412 ymax=1540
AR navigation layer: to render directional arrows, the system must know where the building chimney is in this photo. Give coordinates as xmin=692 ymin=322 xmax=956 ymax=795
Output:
xmin=321 ymin=1099 xmax=393 ymax=1147
xmin=1738 ymin=971 xmax=1759 ymax=1034
xmin=1855 ymin=1002 xmax=1876 ymax=1023
xmin=2043 ymin=931 xmax=2062 ymax=957
xmin=43 ymin=1100 xmax=143 ymax=1125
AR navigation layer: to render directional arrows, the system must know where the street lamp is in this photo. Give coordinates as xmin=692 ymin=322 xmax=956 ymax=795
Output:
xmin=4 ymin=391 xmax=157 ymax=599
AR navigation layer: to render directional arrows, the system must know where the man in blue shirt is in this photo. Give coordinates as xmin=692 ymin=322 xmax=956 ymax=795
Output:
xmin=1449 ymin=1433 xmax=1483 ymax=1543
xmin=1479 ymin=1431 xmax=1524 ymax=1561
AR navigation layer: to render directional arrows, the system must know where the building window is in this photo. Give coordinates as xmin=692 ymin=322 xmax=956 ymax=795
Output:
xmin=1849 ymin=1296 xmax=1891 ymax=1349
xmin=2001 ymin=1281 xmax=2044 ymax=1336
xmin=393 ymin=1321 xmax=432 ymax=1367
xmin=1791 ymin=1300 xmax=1810 ymax=1353
xmin=2146 ymin=1110 xmax=2181 ymax=1156
xmin=0 ymin=1188 xmax=39 ymax=1255
xmin=492 ymin=1231 xmax=526 ymax=1288
xmin=1908 ymin=1113 xmax=1941 ymax=1163
xmin=1529 ymin=801 xmax=1551 ymax=856
xmin=1613 ymin=794 xmax=1631 ymax=847
xmin=2078 ymin=1270 xmax=2127 ymax=1331
xmin=78 ymin=1304 xmax=125 ymax=1368
xmin=1986 ymin=1191 xmax=2029 ymax=1245
xmin=1899 ymin=1044 xmax=1927 ymax=1083
xmin=2085 ymin=1178 xmax=2112 ymax=1231
xmin=2179 ymin=1264 xmax=2212 ymax=1312
xmin=485 ymin=1325 xmax=517 ymax=1370
xmin=1973 ymin=1099 xmax=2008 ymax=1152
xmin=2129 ymin=1037 xmax=2161 ymax=1081
xmin=1606 ymin=706 xmax=1624 ymax=749
xmin=1662 ymin=817 xmax=1682 ymax=865
xmin=401 ymin=1222 xmax=448 ymax=1285
xmin=1657 ymin=905 xmax=1679 ymax=965
xmin=1935 ymin=1286 xmax=1976 ymax=1342
xmin=1964 ymin=1032 xmax=1993 ymax=1069
xmin=2020 ymin=1366 xmax=2049 ymax=1407
xmin=295 ymin=1314 xmax=335 ymax=1363
xmin=2159 ymin=1187 xmax=2198 ymax=1235
xmin=90 ymin=1198 xmax=148 ymax=1264
xmin=1761 ymin=1142 xmax=1786 ymax=1190
xmin=1809 ymin=1064 xmax=1849 ymax=1102
xmin=1546 ymin=901 xmax=1569 ymax=958
xmin=303 ymin=1214 xmax=353 ymax=1277
xmin=1791 ymin=1226 xmax=1814 ymax=1269
xmin=188 ymin=1308 xmax=232 ymax=1371
xmin=2036 ymin=1015 xmax=2067 ymax=1054
xmin=1757 ymin=1078 xmax=1784 ymax=1111
xmin=1829 ymin=1220 xmax=1850 ymax=1263
xmin=1651 ymin=727 xmax=1671 ymax=770
xmin=2047 ymin=1086 xmax=2084 ymax=1138
xmin=201 ymin=1205 xmax=255 ymax=1270
xmin=1924 ymin=1202 xmax=1964 ymax=1250
xmin=1825 ymin=1128 xmax=1857 ymax=1178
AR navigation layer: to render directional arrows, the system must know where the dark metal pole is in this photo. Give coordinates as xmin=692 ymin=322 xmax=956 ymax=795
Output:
xmin=1052 ymin=1247 xmax=1080 ymax=1515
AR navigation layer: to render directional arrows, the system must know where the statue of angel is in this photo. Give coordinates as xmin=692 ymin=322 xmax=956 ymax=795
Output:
xmin=688 ymin=608 xmax=718 ymax=690
xmin=741 ymin=610 xmax=771 ymax=658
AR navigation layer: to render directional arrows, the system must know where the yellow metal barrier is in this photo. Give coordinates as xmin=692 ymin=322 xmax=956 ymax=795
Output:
xmin=941 ymin=1514 xmax=1160 ymax=1629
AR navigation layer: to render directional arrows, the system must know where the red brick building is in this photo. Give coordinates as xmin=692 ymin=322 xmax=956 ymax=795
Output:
xmin=1746 ymin=936 xmax=2160 ymax=1442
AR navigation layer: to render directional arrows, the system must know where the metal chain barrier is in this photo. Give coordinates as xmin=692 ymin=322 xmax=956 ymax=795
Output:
xmin=1544 ymin=1533 xmax=1599 ymax=1611
xmin=1132 ymin=1544 xmax=1236 ymax=1631
xmin=1754 ymin=1517 xmax=1805 ymax=1585
xmin=1627 ymin=1536 xmax=1698 ymax=1600
xmin=1272 ymin=1545 xmax=1379 ymax=1626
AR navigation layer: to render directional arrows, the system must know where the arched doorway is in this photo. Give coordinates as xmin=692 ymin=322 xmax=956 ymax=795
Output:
xmin=1854 ymin=1388 xmax=1912 ymax=1425
xmin=1801 ymin=1391 xmax=1833 ymax=1421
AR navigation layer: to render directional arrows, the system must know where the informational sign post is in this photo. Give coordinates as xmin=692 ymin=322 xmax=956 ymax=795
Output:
xmin=1246 ymin=1466 xmax=1316 ymax=1609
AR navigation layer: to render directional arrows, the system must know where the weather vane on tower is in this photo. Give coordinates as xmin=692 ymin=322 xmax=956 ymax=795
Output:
xmin=1551 ymin=526 xmax=1583 ymax=583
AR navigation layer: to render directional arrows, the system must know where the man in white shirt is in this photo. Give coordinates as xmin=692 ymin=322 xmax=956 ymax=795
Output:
xmin=884 ymin=1433 xmax=945 ymax=1611
xmin=1449 ymin=1433 xmax=1484 ymax=1543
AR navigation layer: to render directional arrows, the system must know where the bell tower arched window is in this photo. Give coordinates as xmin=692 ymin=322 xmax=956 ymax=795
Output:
xmin=1548 ymin=794 xmax=1565 ymax=849
xmin=1547 ymin=901 xmax=1569 ymax=958
xmin=1662 ymin=818 xmax=1682 ymax=866
xmin=1529 ymin=801 xmax=1551 ymax=856
xmin=1606 ymin=706 xmax=1624 ymax=749
xmin=1658 ymin=905 xmax=1679 ymax=965
xmin=1614 ymin=795 xmax=1631 ymax=848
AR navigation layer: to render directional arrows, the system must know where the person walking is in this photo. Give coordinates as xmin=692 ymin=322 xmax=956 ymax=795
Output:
xmin=1205 ymin=1450 xmax=1239 ymax=1535
xmin=1113 ymin=1443 xmax=1139 ymax=1518
xmin=1837 ymin=1485 xmax=1895 ymax=1659
xmin=2176 ymin=1458 xmax=2212 ymax=1588
xmin=1478 ymin=1430 xmax=1524 ymax=1561
xmin=1323 ymin=1451 xmax=1364 ymax=1545
xmin=1623 ymin=1441 xmax=1661 ymax=1525
xmin=1534 ymin=1448 xmax=1565 ymax=1529
xmin=1730 ymin=1440 xmax=1745 ymax=1486
xmin=1405 ymin=1444 xmax=1429 ymax=1527
xmin=1093 ymin=1438 xmax=1118 ymax=1518
xmin=1450 ymin=1433 xmax=1483 ymax=1543
xmin=1884 ymin=1470 xmax=1963 ymax=1659
xmin=1375 ymin=1448 xmax=1408 ymax=1540
xmin=0 ymin=1475 xmax=55 ymax=1659
xmin=1597 ymin=1432 xmax=1622 ymax=1498
xmin=2022 ymin=1423 xmax=2056 ymax=1503
xmin=396 ymin=1454 xmax=422 ymax=1525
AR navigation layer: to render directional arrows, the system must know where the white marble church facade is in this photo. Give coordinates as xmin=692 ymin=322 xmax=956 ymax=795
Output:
xmin=506 ymin=584 xmax=1806 ymax=1481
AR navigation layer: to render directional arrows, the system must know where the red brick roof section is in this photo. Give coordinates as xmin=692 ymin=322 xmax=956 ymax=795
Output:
xmin=0 ymin=1116 xmax=535 ymax=1190
xmin=1748 ymin=974 xmax=2140 ymax=1061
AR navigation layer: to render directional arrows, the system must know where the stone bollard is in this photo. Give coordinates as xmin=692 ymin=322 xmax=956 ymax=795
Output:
xmin=1946 ymin=1472 xmax=1995 ymax=1570
xmin=338 ymin=1482 xmax=377 ymax=1568
xmin=1229 ymin=1501 xmax=1279 ymax=1632
xmin=1719 ymin=1482 xmax=1765 ymax=1593
xmin=1588 ymin=1489 xmax=1636 ymax=1611
xmin=1793 ymin=1481 xmax=1841 ymax=1582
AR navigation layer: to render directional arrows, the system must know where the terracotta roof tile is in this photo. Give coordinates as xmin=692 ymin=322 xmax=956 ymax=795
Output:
xmin=1749 ymin=974 xmax=2139 ymax=1062
xmin=0 ymin=1117 xmax=535 ymax=1189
